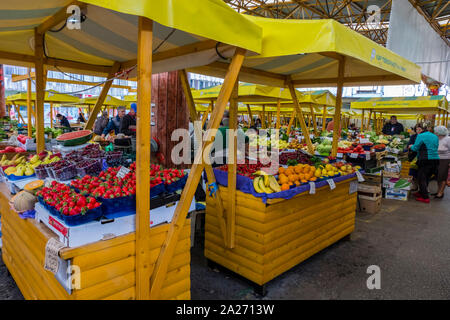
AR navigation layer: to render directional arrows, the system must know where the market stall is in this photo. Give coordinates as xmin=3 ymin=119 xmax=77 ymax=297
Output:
xmin=0 ymin=0 xmax=262 ymax=300
xmin=188 ymin=17 xmax=421 ymax=293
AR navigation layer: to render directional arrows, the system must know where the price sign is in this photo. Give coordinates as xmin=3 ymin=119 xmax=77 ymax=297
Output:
xmin=365 ymin=152 xmax=371 ymax=160
xmin=327 ymin=179 xmax=336 ymax=190
xmin=350 ymin=153 xmax=358 ymax=158
xmin=356 ymin=170 xmax=365 ymax=182
xmin=337 ymin=153 xmax=343 ymax=158
xmin=309 ymin=182 xmax=316 ymax=194
xmin=116 ymin=166 xmax=131 ymax=179
xmin=349 ymin=181 xmax=358 ymax=194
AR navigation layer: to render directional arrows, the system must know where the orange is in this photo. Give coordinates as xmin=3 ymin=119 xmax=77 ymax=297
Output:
xmin=301 ymin=179 xmax=307 ymax=183
xmin=309 ymin=177 xmax=317 ymax=181
xmin=299 ymin=173 xmax=305 ymax=180
xmin=281 ymin=183 xmax=290 ymax=191
xmin=294 ymin=166 xmax=302 ymax=174
xmin=285 ymin=168 xmax=293 ymax=176
xmin=278 ymin=167 xmax=285 ymax=174
xmin=304 ymin=172 xmax=312 ymax=180
xmin=288 ymin=174 xmax=296 ymax=182
xmin=295 ymin=180 xmax=301 ymax=186
xmin=279 ymin=174 xmax=288 ymax=184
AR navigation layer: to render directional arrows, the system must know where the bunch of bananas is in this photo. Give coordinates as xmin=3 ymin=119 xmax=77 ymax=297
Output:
xmin=253 ymin=171 xmax=281 ymax=194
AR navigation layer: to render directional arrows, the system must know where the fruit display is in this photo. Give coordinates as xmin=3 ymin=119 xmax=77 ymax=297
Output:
xmin=150 ymin=164 xmax=187 ymax=187
xmin=50 ymin=159 xmax=77 ymax=181
xmin=253 ymin=173 xmax=281 ymax=194
xmin=0 ymin=146 xmax=26 ymax=153
xmin=279 ymin=150 xmax=314 ymax=166
xmin=76 ymin=159 xmax=103 ymax=177
xmin=337 ymin=143 xmax=366 ymax=155
xmin=217 ymin=161 xmax=267 ymax=179
xmin=277 ymin=164 xmax=319 ymax=190
xmin=287 ymin=139 xmax=302 ymax=150
xmin=24 ymin=180 xmax=44 ymax=195
xmin=37 ymin=181 xmax=101 ymax=217
xmin=56 ymin=129 xmax=93 ymax=146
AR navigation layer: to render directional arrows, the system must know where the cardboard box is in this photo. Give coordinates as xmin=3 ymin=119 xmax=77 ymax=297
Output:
xmin=382 ymin=170 xmax=401 ymax=179
xmin=385 ymin=188 xmax=409 ymax=201
xmin=382 ymin=177 xmax=412 ymax=190
xmin=359 ymin=196 xmax=382 ymax=214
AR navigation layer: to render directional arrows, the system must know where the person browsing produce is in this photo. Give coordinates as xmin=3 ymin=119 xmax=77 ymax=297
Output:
xmin=382 ymin=116 xmax=404 ymax=136
xmin=433 ymin=126 xmax=450 ymax=199
xmin=120 ymin=103 xmax=137 ymax=137
xmin=101 ymin=106 xmax=126 ymax=139
xmin=56 ymin=113 xmax=71 ymax=129
xmin=409 ymin=124 xmax=439 ymax=203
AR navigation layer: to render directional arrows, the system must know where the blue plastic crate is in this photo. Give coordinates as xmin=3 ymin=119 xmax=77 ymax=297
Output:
xmin=60 ymin=205 xmax=104 ymax=226
xmin=7 ymin=173 xmax=36 ymax=181
xmin=99 ymin=194 xmax=136 ymax=215
xmin=165 ymin=175 xmax=188 ymax=193
xmin=150 ymin=183 xmax=165 ymax=198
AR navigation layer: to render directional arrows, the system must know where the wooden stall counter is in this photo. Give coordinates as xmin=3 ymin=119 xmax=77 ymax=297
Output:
xmin=0 ymin=182 xmax=191 ymax=300
xmin=205 ymin=178 xmax=357 ymax=294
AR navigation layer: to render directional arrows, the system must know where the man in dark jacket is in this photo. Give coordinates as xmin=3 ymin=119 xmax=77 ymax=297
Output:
xmin=101 ymin=106 xmax=126 ymax=138
xmin=120 ymin=103 xmax=137 ymax=137
xmin=93 ymin=110 xmax=109 ymax=135
xmin=56 ymin=113 xmax=71 ymax=128
xmin=382 ymin=116 xmax=404 ymax=135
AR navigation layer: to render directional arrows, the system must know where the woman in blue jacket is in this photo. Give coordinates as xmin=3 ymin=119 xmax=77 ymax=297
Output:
xmin=409 ymin=126 xmax=439 ymax=203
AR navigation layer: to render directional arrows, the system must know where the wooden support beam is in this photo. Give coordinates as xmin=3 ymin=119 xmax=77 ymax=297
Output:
xmin=227 ymin=79 xmax=238 ymax=248
xmin=179 ymin=69 xmax=197 ymax=123
xmin=287 ymin=80 xmax=314 ymax=154
xmin=310 ymin=104 xmax=318 ymax=136
xmin=287 ymin=110 xmax=296 ymax=135
xmin=361 ymin=109 xmax=365 ymax=131
xmin=246 ymin=104 xmax=253 ymax=127
xmin=261 ymin=105 xmax=266 ymax=129
xmin=135 ymin=16 xmax=153 ymax=301
xmin=14 ymin=105 xmax=25 ymax=124
xmin=34 ymin=30 xmax=47 ymax=153
xmin=331 ymin=57 xmax=345 ymax=157
xmin=149 ymin=47 xmax=246 ymax=300
xmin=276 ymin=99 xmax=281 ymax=129
xmin=50 ymin=103 xmax=53 ymax=128
xmin=367 ymin=110 xmax=372 ymax=131
xmin=27 ymin=70 xmax=32 ymax=138
xmin=291 ymin=74 xmax=407 ymax=87
xmin=37 ymin=1 xmax=85 ymax=34
xmin=84 ymin=62 xmax=121 ymax=130
xmin=322 ymin=105 xmax=327 ymax=133
xmin=201 ymin=104 xmax=212 ymax=129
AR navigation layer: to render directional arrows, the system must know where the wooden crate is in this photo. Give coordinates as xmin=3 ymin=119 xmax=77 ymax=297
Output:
xmin=205 ymin=179 xmax=357 ymax=287
xmin=400 ymin=161 xmax=411 ymax=178
xmin=358 ymin=196 xmax=382 ymax=214
xmin=0 ymin=183 xmax=190 ymax=300
xmin=357 ymin=183 xmax=382 ymax=200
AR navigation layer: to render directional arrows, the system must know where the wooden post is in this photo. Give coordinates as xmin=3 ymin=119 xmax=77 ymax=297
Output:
xmin=331 ymin=57 xmax=345 ymax=157
xmin=246 ymin=104 xmax=253 ymax=127
xmin=227 ymin=79 xmax=238 ymax=248
xmin=34 ymin=29 xmax=47 ymax=153
xmin=287 ymin=110 xmax=296 ymax=134
xmin=322 ymin=105 xmax=327 ymax=133
xmin=361 ymin=109 xmax=365 ymax=131
xmin=287 ymin=80 xmax=314 ymax=153
xmin=27 ymin=70 xmax=32 ymax=138
xmin=276 ymin=99 xmax=281 ymax=129
xmin=50 ymin=103 xmax=53 ymax=128
xmin=261 ymin=105 xmax=266 ymax=129
xmin=373 ymin=111 xmax=377 ymax=133
xmin=367 ymin=110 xmax=372 ymax=131
xmin=309 ymin=104 xmax=318 ymax=136
xmin=201 ymin=104 xmax=212 ymax=129
xmin=149 ymin=47 xmax=246 ymax=299
xmin=85 ymin=62 xmax=121 ymax=131
xmin=135 ymin=16 xmax=153 ymax=300
xmin=15 ymin=105 xmax=25 ymax=124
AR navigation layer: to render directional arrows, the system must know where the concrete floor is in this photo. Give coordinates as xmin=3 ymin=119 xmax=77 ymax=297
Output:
xmin=1 ymin=182 xmax=449 ymax=300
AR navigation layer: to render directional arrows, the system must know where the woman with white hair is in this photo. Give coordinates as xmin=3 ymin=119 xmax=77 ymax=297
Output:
xmin=434 ymin=125 xmax=450 ymax=199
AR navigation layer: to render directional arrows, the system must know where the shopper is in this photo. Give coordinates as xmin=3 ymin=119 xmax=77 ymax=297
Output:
xmin=101 ymin=106 xmax=126 ymax=138
xmin=93 ymin=110 xmax=109 ymax=136
xmin=56 ymin=113 xmax=71 ymax=129
xmin=407 ymin=123 xmax=425 ymax=191
xmin=433 ymin=126 xmax=450 ymax=199
xmin=77 ymin=112 xmax=87 ymax=123
xmin=382 ymin=116 xmax=404 ymax=135
xmin=120 ymin=103 xmax=137 ymax=137
xmin=409 ymin=125 xmax=439 ymax=203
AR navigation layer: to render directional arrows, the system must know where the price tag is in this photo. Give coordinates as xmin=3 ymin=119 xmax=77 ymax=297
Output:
xmin=309 ymin=182 xmax=316 ymax=194
xmin=350 ymin=153 xmax=358 ymax=158
xmin=116 ymin=166 xmax=131 ymax=179
xmin=356 ymin=170 xmax=365 ymax=182
xmin=349 ymin=181 xmax=358 ymax=194
xmin=44 ymin=238 xmax=65 ymax=274
xmin=337 ymin=153 xmax=343 ymax=158
xmin=327 ymin=179 xmax=336 ymax=190
xmin=365 ymin=152 xmax=371 ymax=160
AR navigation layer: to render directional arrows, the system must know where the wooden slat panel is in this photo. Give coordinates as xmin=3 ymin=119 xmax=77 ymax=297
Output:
xmin=204 ymin=248 xmax=264 ymax=285
xmin=160 ymin=278 xmax=190 ymax=300
xmin=102 ymin=286 xmax=135 ymax=300
xmin=206 ymin=213 xmax=265 ymax=244
xmin=175 ymin=290 xmax=190 ymax=300
xmin=162 ymin=265 xmax=190 ymax=289
xmin=74 ymin=271 xmax=135 ymax=300
xmin=265 ymin=225 xmax=354 ymax=282
xmin=80 ymin=256 xmax=135 ymax=289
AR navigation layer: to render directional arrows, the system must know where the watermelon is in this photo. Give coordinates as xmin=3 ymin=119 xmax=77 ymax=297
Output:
xmin=56 ymin=130 xmax=93 ymax=146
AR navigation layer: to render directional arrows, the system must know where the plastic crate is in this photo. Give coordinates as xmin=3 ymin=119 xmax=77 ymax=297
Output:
xmin=99 ymin=195 xmax=136 ymax=215
xmin=165 ymin=175 xmax=188 ymax=193
xmin=52 ymin=163 xmax=77 ymax=181
xmin=38 ymin=196 xmax=62 ymax=219
xmin=76 ymin=159 xmax=102 ymax=177
xmin=61 ymin=205 xmax=103 ymax=226
xmin=35 ymin=164 xmax=49 ymax=179
xmin=150 ymin=183 xmax=166 ymax=198
xmin=105 ymin=151 xmax=123 ymax=167
xmin=6 ymin=173 xmax=36 ymax=181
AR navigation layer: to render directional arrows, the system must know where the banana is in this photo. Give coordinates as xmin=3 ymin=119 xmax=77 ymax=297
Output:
xmin=268 ymin=176 xmax=281 ymax=193
xmin=259 ymin=178 xmax=273 ymax=194
xmin=253 ymin=177 xmax=263 ymax=193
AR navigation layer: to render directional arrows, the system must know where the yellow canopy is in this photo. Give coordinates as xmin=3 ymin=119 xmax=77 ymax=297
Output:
xmin=6 ymin=90 xmax=80 ymax=104
xmin=0 ymin=0 xmax=262 ymax=76
xmin=189 ymin=18 xmax=421 ymax=87
xmin=76 ymin=95 xmax=127 ymax=107
xmin=350 ymin=95 xmax=449 ymax=115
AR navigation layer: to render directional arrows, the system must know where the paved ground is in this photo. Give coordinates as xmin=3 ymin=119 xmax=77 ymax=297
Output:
xmin=0 ymin=182 xmax=449 ymax=300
